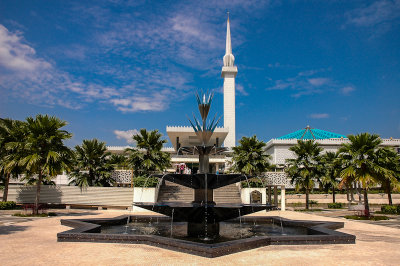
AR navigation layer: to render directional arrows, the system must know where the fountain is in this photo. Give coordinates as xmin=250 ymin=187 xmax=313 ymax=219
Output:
xmin=134 ymin=91 xmax=276 ymax=239
xmin=58 ymin=92 xmax=355 ymax=258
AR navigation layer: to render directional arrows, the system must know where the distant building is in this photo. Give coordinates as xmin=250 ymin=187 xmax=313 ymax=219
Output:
xmin=266 ymin=126 xmax=400 ymax=167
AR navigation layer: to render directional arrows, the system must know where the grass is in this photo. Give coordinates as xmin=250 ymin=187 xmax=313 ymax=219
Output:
xmin=13 ymin=212 xmax=57 ymax=217
xmin=344 ymin=215 xmax=389 ymax=221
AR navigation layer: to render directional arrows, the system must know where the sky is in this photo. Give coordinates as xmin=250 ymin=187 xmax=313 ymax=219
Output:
xmin=1 ymin=0 xmax=399 ymax=147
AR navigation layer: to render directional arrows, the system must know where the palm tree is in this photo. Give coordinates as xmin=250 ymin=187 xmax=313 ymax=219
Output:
xmin=231 ymin=135 xmax=272 ymax=176
xmin=17 ymin=115 xmax=73 ymax=214
xmin=69 ymin=139 xmax=114 ymax=188
xmin=338 ymin=133 xmax=385 ymax=216
xmin=108 ymin=154 xmax=128 ymax=169
xmin=320 ymin=151 xmax=341 ymax=203
xmin=375 ymin=147 xmax=400 ymax=205
xmin=286 ymin=140 xmax=323 ymax=210
xmin=125 ymin=129 xmax=170 ymax=178
xmin=0 ymin=118 xmax=26 ymax=201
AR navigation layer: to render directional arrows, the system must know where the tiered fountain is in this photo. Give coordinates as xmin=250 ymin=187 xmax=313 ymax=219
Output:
xmin=134 ymin=91 xmax=276 ymax=239
xmin=58 ymin=92 xmax=355 ymax=258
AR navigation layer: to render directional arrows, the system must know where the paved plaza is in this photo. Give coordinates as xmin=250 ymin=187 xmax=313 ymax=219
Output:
xmin=1 ymin=209 xmax=400 ymax=265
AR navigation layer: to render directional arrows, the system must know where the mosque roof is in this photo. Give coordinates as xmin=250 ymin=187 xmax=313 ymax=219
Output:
xmin=277 ymin=126 xmax=346 ymax=140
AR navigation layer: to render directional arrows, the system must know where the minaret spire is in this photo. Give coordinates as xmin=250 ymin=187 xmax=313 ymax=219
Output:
xmin=221 ymin=13 xmax=238 ymax=148
xmin=223 ymin=12 xmax=235 ymax=67
xmin=225 ymin=12 xmax=232 ymax=55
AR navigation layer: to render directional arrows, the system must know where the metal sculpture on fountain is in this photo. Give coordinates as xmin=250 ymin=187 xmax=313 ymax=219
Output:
xmin=183 ymin=91 xmax=227 ymax=173
xmin=134 ymin=91 xmax=276 ymax=239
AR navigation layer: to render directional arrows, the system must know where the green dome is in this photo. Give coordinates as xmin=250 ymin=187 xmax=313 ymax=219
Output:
xmin=277 ymin=126 xmax=346 ymax=140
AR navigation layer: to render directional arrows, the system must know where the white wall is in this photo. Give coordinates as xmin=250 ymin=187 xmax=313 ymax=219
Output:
xmin=240 ymin=188 xmax=267 ymax=204
xmin=132 ymin=187 xmax=156 ymax=212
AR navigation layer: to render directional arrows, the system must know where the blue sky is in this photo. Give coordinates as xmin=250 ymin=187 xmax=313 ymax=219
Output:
xmin=1 ymin=0 xmax=399 ymax=147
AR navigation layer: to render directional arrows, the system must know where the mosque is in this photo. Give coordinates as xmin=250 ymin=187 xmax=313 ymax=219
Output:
xmin=104 ymin=17 xmax=400 ymax=210
xmin=108 ymin=16 xmax=400 ymax=175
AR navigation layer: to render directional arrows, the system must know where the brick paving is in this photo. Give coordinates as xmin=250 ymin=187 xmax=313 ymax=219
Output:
xmin=1 ymin=209 xmax=400 ymax=265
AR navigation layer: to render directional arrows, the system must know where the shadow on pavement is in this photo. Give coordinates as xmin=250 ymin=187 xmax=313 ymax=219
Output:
xmin=55 ymin=211 xmax=104 ymax=217
xmin=0 ymin=224 xmax=29 ymax=235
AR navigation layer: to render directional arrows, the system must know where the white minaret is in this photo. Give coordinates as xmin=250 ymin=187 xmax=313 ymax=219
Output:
xmin=221 ymin=13 xmax=237 ymax=148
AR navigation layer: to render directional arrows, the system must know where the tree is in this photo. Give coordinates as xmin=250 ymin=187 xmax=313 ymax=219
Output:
xmin=69 ymin=139 xmax=114 ymax=188
xmin=125 ymin=129 xmax=170 ymax=177
xmin=0 ymin=118 xmax=26 ymax=201
xmin=108 ymin=154 xmax=128 ymax=169
xmin=17 ymin=115 xmax=73 ymax=214
xmin=338 ymin=133 xmax=386 ymax=216
xmin=320 ymin=151 xmax=341 ymax=203
xmin=375 ymin=147 xmax=400 ymax=205
xmin=231 ymin=135 xmax=272 ymax=176
xmin=286 ymin=140 xmax=323 ymax=210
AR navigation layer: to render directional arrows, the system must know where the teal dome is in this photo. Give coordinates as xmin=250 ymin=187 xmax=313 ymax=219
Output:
xmin=277 ymin=126 xmax=346 ymax=140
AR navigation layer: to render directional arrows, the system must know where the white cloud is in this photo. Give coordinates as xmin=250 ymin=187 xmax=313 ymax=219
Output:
xmin=113 ymin=129 xmax=139 ymax=144
xmin=0 ymin=25 xmax=50 ymax=72
xmin=236 ymin=84 xmax=248 ymax=96
xmin=341 ymin=86 xmax=355 ymax=95
xmin=308 ymin=78 xmax=330 ymax=86
xmin=267 ymin=69 xmax=352 ymax=98
xmin=310 ymin=113 xmax=330 ymax=119
xmin=346 ymin=0 xmax=400 ymax=27
xmin=110 ymin=90 xmax=171 ymax=112
xmin=0 ymin=24 xmax=187 ymax=112
xmin=266 ymin=70 xmax=328 ymax=97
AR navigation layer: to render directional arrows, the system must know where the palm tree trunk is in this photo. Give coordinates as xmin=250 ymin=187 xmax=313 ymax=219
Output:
xmin=89 ymin=168 xmax=94 ymax=186
xmin=332 ymin=187 xmax=336 ymax=203
xmin=2 ymin=172 xmax=10 ymax=202
xmin=34 ymin=171 xmax=43 ymax=215
xmin=305 ymin=188 xmax=309 ymax=210
xmin=363 ymin=188 xmax=370 ymax=217
xmin=387 ymin=181 xmax=393 ymax=206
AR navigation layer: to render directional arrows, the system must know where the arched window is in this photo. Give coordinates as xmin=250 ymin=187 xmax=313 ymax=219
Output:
xmin=250 ymin=190 xmax=262 ymax=204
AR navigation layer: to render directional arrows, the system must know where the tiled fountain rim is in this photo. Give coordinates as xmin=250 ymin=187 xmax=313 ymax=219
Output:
xmin=58 ymin=215 xmax=356 ymax=258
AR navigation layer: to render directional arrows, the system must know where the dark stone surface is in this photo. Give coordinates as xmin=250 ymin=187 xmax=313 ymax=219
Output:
xmin=152 ymin=173 xmax=250 ymax=189
xmin=58 ymin=215 xmax=356 ymax=258
xmin=133 ymin=202 xmax=274 ymax=223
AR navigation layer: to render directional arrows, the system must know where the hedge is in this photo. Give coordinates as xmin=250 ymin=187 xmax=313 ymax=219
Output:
xmin=0 ymin=201 xmax=17 ymax=210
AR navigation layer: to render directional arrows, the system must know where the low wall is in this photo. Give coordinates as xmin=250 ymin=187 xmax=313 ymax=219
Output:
xmin=285 ymin=193 xmax=400 ymax=205
xmin=3 ymin=185 xmax=133 ymax=207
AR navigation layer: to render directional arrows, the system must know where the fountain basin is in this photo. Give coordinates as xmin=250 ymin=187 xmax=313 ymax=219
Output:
xmin=58 ymin=215 xmax=356 ymax=258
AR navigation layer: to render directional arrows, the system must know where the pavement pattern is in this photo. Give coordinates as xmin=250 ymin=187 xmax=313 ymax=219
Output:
xmin=1 ymin=209 xmax=400 ymax=265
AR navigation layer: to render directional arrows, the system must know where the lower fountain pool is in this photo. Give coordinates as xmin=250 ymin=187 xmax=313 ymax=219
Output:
xmin=101 ymin=219 xmax=308 ymax=244
xmin=58 ymin=215 xmax=356 ymax=257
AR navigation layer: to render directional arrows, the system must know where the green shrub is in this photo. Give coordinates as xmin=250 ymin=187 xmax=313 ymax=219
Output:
xmin=0 ymin=201 xmax=17 ymax=210
xmin=241 ymin=178 xmax=265 ymax=188
xmin=133 ymin=175 xmax=159 ymax=187
xmin=380 ymin=205 xmax=398 ymax=214
xmin=13 ymin=213 xmax=48 ymax=217
xmin=309 ymin=200 xmax=318 ymax=206
xmin=328 ymin=203 xmax=343 ymax=209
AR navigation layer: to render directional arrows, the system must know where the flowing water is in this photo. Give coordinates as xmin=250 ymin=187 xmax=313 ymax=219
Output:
xmin=101 ymin=219 xmax=308 ymax=244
